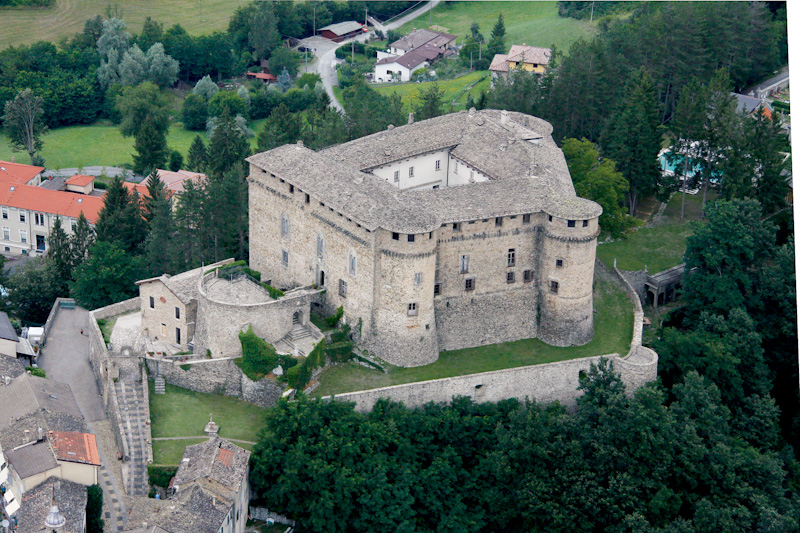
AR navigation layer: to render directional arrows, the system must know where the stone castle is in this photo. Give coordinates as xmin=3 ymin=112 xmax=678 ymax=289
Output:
xmin=247 ymin=109 xmax=602 ymax=367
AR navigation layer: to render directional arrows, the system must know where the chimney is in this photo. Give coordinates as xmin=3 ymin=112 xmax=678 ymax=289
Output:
xmin=408 ymin=112 xmax=414 ymax=125
xmin=297 ymin=139 xmax=303 ymax=147
xmin=38 ymin=427 xmax=44 ymax=441
xmin=500 ymin=110 xmax=509 ymax=125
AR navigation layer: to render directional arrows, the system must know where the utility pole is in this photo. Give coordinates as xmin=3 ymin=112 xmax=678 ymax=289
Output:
xmin=352 ymin=41 xmax=355 ymax=62
xmin=479 ymin=40 xmax=482 ymax=60
xmin=470 ymin=51 xmax=473 ymax=71
xmin=590 ymin=1 xmax=595 ymax=23
xmin=429 ymin=1 xmax=432 ymax=27
xmin=313 ymin=6 xmax=316 ymax=35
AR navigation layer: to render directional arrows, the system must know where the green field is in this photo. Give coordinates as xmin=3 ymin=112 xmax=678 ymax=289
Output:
xmin=311 ymin=280 xmax=634 ymax=397
xmin=0 ymin=0 xmax=244 ymax=49
xmin=375 ymin=70 xmax=491 ymax=112
xmin=0 ymin=118 xmax=266 ymax=170
xmin=148 ymin=381 xmax=266 ymax=464
xmin=395 ymin=1 xmax=597 ymax=55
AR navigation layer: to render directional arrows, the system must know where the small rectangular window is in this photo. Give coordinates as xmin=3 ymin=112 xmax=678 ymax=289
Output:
xmin=548 ymin=215 xmax=553 ymax=222
xmin=523 ymin=270 xmax=533 ymax=282
xmin=339 ymin=279 xmax=347 ymax=298
xmin=452 ymin=222 xmax=461 ymax=232
xmin=435 ymin=160 xmax=441 ymax=171
xmin=556 ymin=259 xmax=564 ymax=268
xmin=305 ymin=193 xmax=310 ymax=204
xmin=522 ymin=214 xmax=531 ymax=224
xmin=568 ymin=220 xmax=576 ymax=228
xmin=507 ymin=249 xmax=516 ymax=267
xmin=176 ymin=327 xmax=181 ymax=344
xmin=414 ymin=272 xmax=422 ymax=285
xmin=465 ymin=278 xmax=475 ymax=291
xmin=2 ymin=227 xmax=8 ymax=240
xmin=282 ymin=249 xmax=289 ymax=267
xmin=1 ymin=208 xmax=7 ymax=219
xmin=19 ymin=230 xmax=26 ymax=243
xmin=460 ymin=254 xmax=469 ymax=274
xmin=454 ymin=161 xmax=459 ymax=174
xmin=408 ymin=234 xmax=415 ymax=242
xmin=289 ymin=184 xmax=294 ymax=193
xmin=550 ymin=280 xmax=559 ymax=294
xmin=149 ymin=296 xmax=155 ymax=309
xmin=409 ymin=167 xmax=414 ymax=177
xmin=394 ymin=170 xmax=399 ymax=182
xmin=434 ymin=283 xmax=441 ymax=296
xmin=407 ymin=302 xmax=418 ymax=316
xmin=392 ymin=232 xmax=399 ymax=240
xmin=583 ymin=219 xmax=589 ymax=227
xmin=175 ymin=307 xmax=180 ymax=319
xmin=71 ymin=221 xmax=77 ymax=231
xmin=317 ymin=235 xmax=324 ymax=257
xmin=495 ymin=217 xmax=503 ymax=227
xmin=349 ymin=254 xmax=357 ymax=277
xmin=507 ymin=271 xmax=515 ymax=283
xmin=19 ymin=212 xmax=25 ymax=222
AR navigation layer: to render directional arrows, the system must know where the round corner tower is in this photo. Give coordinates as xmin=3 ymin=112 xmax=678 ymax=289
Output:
xmin=537 ymin=211 xmax=599 ymax=347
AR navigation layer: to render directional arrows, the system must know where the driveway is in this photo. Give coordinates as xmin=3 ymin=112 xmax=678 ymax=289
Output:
xmin=38 ymin=307 xmax=105 ymax=422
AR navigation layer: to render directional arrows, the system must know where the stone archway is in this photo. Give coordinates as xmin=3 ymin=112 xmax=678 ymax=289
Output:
xmin=292 ymin=310 xmax=303 ymax=326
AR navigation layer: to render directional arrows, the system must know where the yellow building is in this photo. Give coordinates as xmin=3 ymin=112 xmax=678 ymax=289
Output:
xmin=489 ymin=45 xmax=551 ymax=81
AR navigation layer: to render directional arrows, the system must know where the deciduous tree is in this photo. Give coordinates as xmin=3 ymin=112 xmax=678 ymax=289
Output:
xmin=2 ymin=88 xmax=47 ymax=165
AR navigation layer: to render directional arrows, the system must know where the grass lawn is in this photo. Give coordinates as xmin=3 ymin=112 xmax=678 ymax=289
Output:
xmin=148 ymin=381 xmax=267 ymax=443
xmin=375 ymin=70 xmax=490 ymax=112
xmin=0 ymin=0 xmax=244 ymax=49
xmin=0 ymin=120 xmax=264 ymax=171
xmin=152 ymin=438 xmax=208 ymax=466
xmin=395 ymin=1 xmax=597 ymax=55
xmin=311 ymin=280 xmax=633 ymax=397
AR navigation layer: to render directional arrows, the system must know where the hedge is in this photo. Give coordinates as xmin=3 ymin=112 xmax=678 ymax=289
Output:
xmin=147 ymin=465 xmax=178 ymax=489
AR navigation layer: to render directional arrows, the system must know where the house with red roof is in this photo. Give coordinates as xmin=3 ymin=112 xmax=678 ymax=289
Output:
xmin=0 ymin=161 xmax=104 ymax=256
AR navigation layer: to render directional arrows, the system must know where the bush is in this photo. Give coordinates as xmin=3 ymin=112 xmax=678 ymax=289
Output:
xmin=208 ymin=90 xmax=249 ymax=119
xmin=26 ymin=367 xmax=45 ymax=377
xmin=237 ymin=326 xmax=279 ymax=380
xmin=180 ymin=364 xmax=191 ymax=371
xmin=262 ymin=283 xmax=284 ymax=299
xmin=181 ymin=94 xmax=209 ymax=131
xmin=330 ymin=323 xmax=351 ymax=344
xmin=307 ymin=339 xmax=326 ymax=369
xmin=325 ymin=307 xmax=344 ymax=328
xmin=86 ymin=484 xmax=104 ymax=533
xmin=147 ymin=465 xmax=178 ymax=489
xmin=326 ymin=341 xmax=353 ymax=363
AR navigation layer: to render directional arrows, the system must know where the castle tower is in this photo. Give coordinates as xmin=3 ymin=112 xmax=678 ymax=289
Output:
xmin=537 ymin=212 xmax=598 ymax=346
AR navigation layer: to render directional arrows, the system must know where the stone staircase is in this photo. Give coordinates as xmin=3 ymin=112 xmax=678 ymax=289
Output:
xmin=115 ymin=378 xmax=149 ymax=497
xmin=154 ymin=375 xmax=165 ymax=394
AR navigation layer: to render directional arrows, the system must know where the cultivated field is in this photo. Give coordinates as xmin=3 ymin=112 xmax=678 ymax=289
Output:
xmin=0 ymin=0 xmax=246 ymax=49
xmin=394 ymin=1 xmax=597 ymax=54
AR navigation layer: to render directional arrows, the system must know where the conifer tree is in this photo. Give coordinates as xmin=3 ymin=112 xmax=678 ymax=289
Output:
xmin=256 ymin=104 xmax=299 ymax=151
xmin=70 ymin=212 xmax=94 ymax=267
xmin=143 ymin=169 xmax=168 ymax=228
xmin=186 ymin=135 xmax=208 ymax=172
xmin=487 ymin=12 xmax=506 ymax=58
xmin=145 ymin=193 xmax=174 ymax=276
xmin=132 ymin=116 xmax=168 ymax=176
xmin=206 ymin=109 xmax=250 ymax=178
xmin=47 ymin=217 xmax=73 ymax=295
xmin=171 ymin=179 xmax=207 ymax=270
xmin=95 ymin=176 xmax=147 ymax=255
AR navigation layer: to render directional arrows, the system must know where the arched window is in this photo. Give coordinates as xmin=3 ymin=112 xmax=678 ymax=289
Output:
xmin=317 ymin=233 xmax=324 ymax=258
xmin=280 ymin=214 xmax=289 ymax=239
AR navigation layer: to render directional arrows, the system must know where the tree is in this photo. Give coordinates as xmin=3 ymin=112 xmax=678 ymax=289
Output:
xmin=115 ymin=82 xmax=170 ymax=139
xmin=137 ymin=17 xmax=163 ymax=51
xmin=192 ymin=74 xmax=219 ymax=100
xmin=269 ymin=46 xmax=300 ymax=78
xmin=256 ymin=104 xmax=299 ymax=151
xmin=70 ymin=241 xmax=145 ymax=309
xmin=2 ymin=89 xmax=47 ymax=165
xmin=186 ymin=135 xmax=208 ymax=172
xmin=169 ymin=150 xmax=183 ymax=172
xmin=208 ymin=91 xmax=248 ymax=119
xmin=301 ymin=106 xmax=347 ymax=150
xmin=668 ymin=78 xmax=705 ymax=222
xmin=600 ymin=69 xmax=663 ymax=215
xmin=414 ymin=83 xmax=444 ymax=121
xmin=181 ymin=93 xmax=208 ymax=131
xmin=96 ymin=17 xmax=131 ymax=59
xmin=70 ymin=212 xmax=94 ymax=267
xmin=94 ymin=176 xmax=148 ymax=255
xmin=143 ymin=169 xmax=168 ymax=227
xmin=561 ymin=138 xmax=638 ymax=237
xmin=206 ymin=109 xmax=250 ymax=178
xmin=132 ymin=116 xmax=168 ymax=176
xmin=277 ymin=67 xmax=292 ymax=93
xmin=118 ymin=44 xmax=149 ymax=86
xmin=6 ymin=259 xmax=59 ymax=324
xmin=145 ymin=42 xmax=179 ymax=88
xmin=745 ymin=109 xmax=789 ymax=214
xmin=248 ymin=1 xmax=281 ymax=62
xmin=487 ymin=12 xmax=506 ymax=58
xmin=145 ymin=191 xmax=174 ymax=276
xmin=47 ymin=217 xmax=73 ymax=295
xmin=86 ymin=484 xmax=104 ymax=533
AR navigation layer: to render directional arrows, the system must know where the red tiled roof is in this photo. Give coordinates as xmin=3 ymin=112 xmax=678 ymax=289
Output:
xmin=48 ymin=430 xmax=101 ymax=466
xmin=247 ymin=72 xmax=278 ymax=81
xmin=150 ymin=169 xmax=206 ymax=194
xmin=65 ymin=174 xmax=95 ymax=187
xmin=122 ymin=182 xmax=150 ymax=198
xmin=217 ymin=448 xmax=234 ymax=467
xmin=0 ymin=183 xmax=103 ymax=223
xmin=0 ymin=161 xmax=44 ymax=186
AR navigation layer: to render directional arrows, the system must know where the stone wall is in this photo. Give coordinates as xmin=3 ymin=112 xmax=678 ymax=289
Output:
xmin=619 ymin=268 xmax=648 ymax=304
xmin=42 ymin=297 xmax=75 ymax=341
xmin=145 ymin=356 xmax=286 ymax=408
xmin=249 ymin=507 xmax=295 ymax=527
xmin=93 ymin=297 xmax=141 ymax=320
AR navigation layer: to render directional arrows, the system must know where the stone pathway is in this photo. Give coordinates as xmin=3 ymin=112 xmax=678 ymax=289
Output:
xmin=116 ymin=376 xmax=150 ymax=497
xmin=90 ymin=420 xmax=127 ymax=533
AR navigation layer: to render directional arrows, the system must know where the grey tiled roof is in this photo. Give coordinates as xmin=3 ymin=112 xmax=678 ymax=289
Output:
xmin=247 ymin=110 xmax=601 ymax=234
xmin=125 ymin=485 xmax=230 ymax=533
xmin=0 ymin=311 xmax=17 ymax=341
xmin=16 ymin=477 xmax=87 ymax=533
xmin=0 ymin=411 xmax=88 ymax=450
xmin=137 ymin=266 xmax=203 ymax=304
xmin=0 ymin=355 xmax=25 ymax=381
xmin=173 ymin=436 xmax=250 ymax=495
xmin=0 ymin=374 xmax=82 ymax=430
xmin=4 ymin=440 xmax=58 ymax=478
xmin=391 ymin=28 xmax=455 ymax=51
xmin=318 ymin=20 xmax=362 ymax=36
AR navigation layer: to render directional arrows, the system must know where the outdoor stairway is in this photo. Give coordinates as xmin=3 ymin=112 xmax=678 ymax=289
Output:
xmin=154 ymin=375 xmax=165 ymax=394
xmin=115 ymin=378 xmax=149 ymax=497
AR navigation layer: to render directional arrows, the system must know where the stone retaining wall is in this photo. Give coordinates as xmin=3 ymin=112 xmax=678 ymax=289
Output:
xmin=323 ymin=266 xmax=658 ymax=412
xmin=249 ymin=507 xmax=295 ymax=527
xmin=93 ymin=297 xmax=141 ymax=321
xmin=42 ymin=297 xmax=75 ymax=342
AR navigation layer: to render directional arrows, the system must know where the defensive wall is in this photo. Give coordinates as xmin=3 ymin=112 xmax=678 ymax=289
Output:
xmin=323 ymin=263 xmax=658 ymax=412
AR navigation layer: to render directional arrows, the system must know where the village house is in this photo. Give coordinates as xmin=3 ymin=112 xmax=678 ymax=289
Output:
xmin=374 ymin=28 xmax=456 ymax=82
xmin=13 ymin=476 xmax=87 ymax=533
xmin=246 ymin=59 xmax=278 ymax=85
xmin=489 ymin=44 xmax=552 ymax=82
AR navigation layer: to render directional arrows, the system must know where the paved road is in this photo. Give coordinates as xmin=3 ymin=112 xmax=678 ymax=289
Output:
xmin=42 ymin=166 xmax=135 ymax=179
xmin=38 ymin=307 xmax=105 ymax=422
xmin=297 ymin=1 xmax=440 ymax=112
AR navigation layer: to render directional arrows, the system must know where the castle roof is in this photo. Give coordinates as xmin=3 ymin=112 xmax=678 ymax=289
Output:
xmin=247 ymin=110 xmax=601 ymax=234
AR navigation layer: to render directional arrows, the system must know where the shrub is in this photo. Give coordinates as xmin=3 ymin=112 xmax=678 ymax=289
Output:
xmin=262 ymin=283 xmax=284 ymax=299
xmin=237 ymin=326 xmax=278 ymax=380
xmin=285 ymin=362 xmax=303 ymax=388
xmin=147 ymin=465 xmax=178 ymax=489
xmin=86 ymin=484 xmax=104 ymax=533
xmin=181 ymin=94 xmax=208 ymax=131
xmin=180 ymin=364 xmax=191 ymax=371
xmin=326 ymin=341 xmax=353 ymax=363
xmin=306 ymin=339 xmax=326 ymax=369
xmin=330 ymin=323 xmax=351 ymax=344
xmin=26 ymin=367 xmax=45 ymax=377
xmin=325 ymin=307 xmax=344 ymax=328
